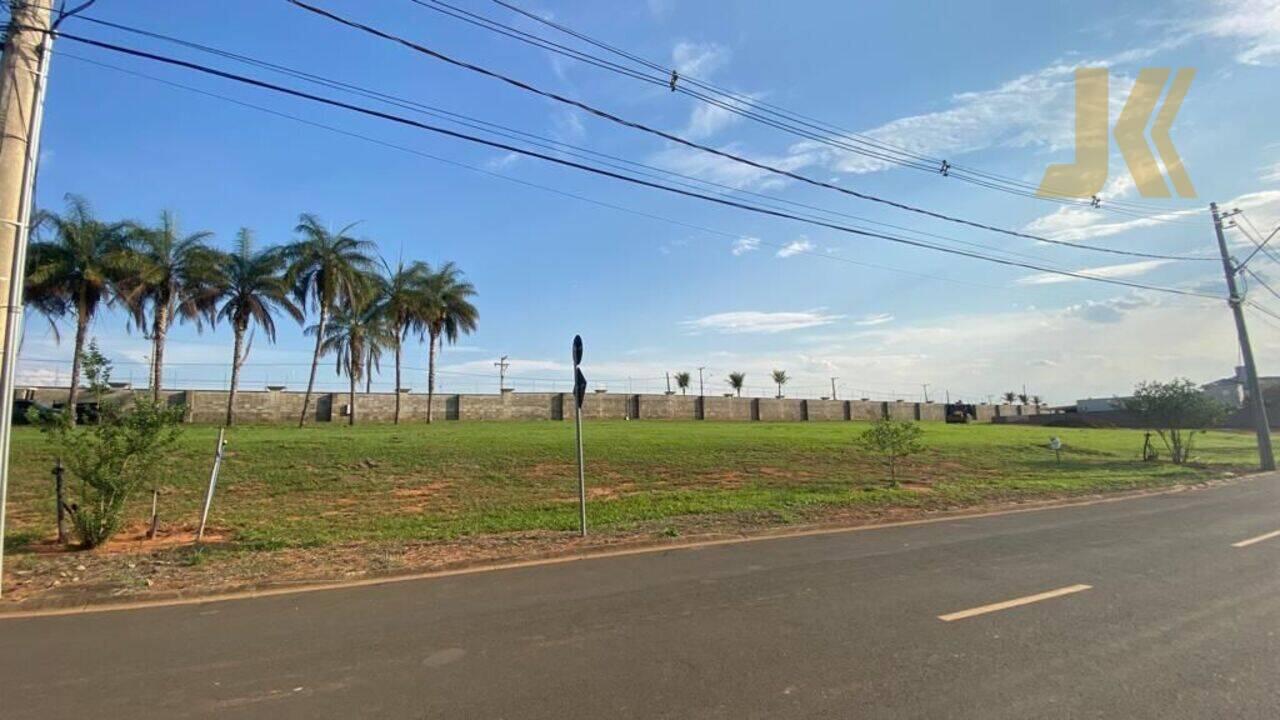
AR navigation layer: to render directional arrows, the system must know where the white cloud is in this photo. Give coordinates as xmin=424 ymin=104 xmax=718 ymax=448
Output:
xmin=790 ymin=57 xmax=1139 ymax=177
xmin=854 ymin=313 xmax=894 ymax=326
xmin=672 ymin=41 xmax=729 ymax=76
xmin=551 ymin=109 xmax=586 ymax=143
xmin=1200 ymin=0 xmax=1280 ymax=65
xmin=485 ymin=152 xmax=521 ymax=171
xmin=648 ymin=141 xmax=818 ymax=191
xmin=1063 ymin=294 xmax=1155 ymax=324
xmin=731 ymin=236 xmax=760 ymax=255
xmin=1022 ymin=190 xmax=1280 ymax=249
xmin=1016 ymin=259 xmax=1172 ymax=285
xmin=775 ymin=237 xmax=814 ymax=258
xmin=682 ymin=310 xmax=844 ymax=334
xmin=684 ymin=92 xmax=762 ymax=140
xmin=1262 ymin=161 xmax=1280 ymax=184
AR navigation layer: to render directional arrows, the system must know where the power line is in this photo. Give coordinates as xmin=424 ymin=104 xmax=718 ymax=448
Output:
xmin=48 ymin=17 xmax=1057 ymax=267
xmin=1230 ymin=210 xmax=1280 ymax=269
xmin=1245 ymin=268 xmax=1280 ymax=303
xmin=1246 ymin=299 xmax=1280 ymax=325
xmin=475 ymin=0 xmax=1201 ymax=221
xmin=45 ymin=30 xmax=1220 ymax=299
xmin=285 ymin=0 xmax=1213 ymax=263
xmin=53 ymin=49 xmax=1014 ymax=292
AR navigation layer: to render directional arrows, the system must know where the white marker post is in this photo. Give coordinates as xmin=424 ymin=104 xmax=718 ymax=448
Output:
xmin=572 ymin=335 xmax=587 ymax=537
xmin=196 ymin=427 xmax=227 ymax=542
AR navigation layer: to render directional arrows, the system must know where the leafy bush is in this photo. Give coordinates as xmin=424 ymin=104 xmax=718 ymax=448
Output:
xmin=857 ymin=419 xmax=925 ymax=486
xmin=1122 ymin=378 xmax=1226 ymax=465
xmin=39 ymin=399 xmax=185 ymax=548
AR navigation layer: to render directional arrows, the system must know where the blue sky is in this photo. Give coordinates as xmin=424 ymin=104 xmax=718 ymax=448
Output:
xmin=17 ymin=0 xmax=1280 ymax=402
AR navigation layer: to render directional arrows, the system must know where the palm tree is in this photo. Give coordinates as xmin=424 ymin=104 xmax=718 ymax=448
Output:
xmin=213 ymin=229 xmax=303 ymax=426
xmin=312 ymin=300 xmax=391 ymax=426
xmin=1002 ymin=391 xmax=1018 ymax=404
xmin=281 ymin=214 xmax=377 ymax=427
xmin=771 ymin=369 xmax=789 ymax=398
xmin=727 ymin=372 xmax=746 ymax=397
xmin=360 ymin=274 xmax=391 ymax=395
xmin=371 ymin=258 xmax=430 ymax=423
xmin=674 ymin=371 xmax=691 ymax=395
xmin=118 ymin=210 xmax=223 ymax=401
xmin=421 ymin=262 xmax=478 ymax=423
xmin=24 ymin=195 xmax=129 ymax=423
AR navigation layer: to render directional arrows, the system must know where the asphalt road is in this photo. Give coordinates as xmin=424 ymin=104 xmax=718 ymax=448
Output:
xmin=3 ymin=475 xmax=1279 ymax=719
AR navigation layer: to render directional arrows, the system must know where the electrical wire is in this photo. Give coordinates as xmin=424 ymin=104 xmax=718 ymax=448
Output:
xmin=285 ymin=0 xmax=1214 ymax=263
xmin=52 ymin=49 xmax=1008 ymax=292
xmin=476 ymin=0 xmax=1201 ymax=220
xmin=47 ymin=17 xmax=1060 ymax=267
xmin=43 ymin=29 xmax=1221 ymax=299
xmin=1244 ymin=267 xmax=1280 ymax=303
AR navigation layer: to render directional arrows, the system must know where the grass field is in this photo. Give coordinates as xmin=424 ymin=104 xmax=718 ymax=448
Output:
xmin=4 ymin=420 xmax=1265 ymax=556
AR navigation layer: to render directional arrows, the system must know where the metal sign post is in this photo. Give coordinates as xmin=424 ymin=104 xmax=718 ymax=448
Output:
xmin=196 ymin=427 xmax=227 ymax=542
xmin=572 ymin=335 xmax=587 ymax=537
xmin=1049 ymin=436 xmax=1062 ymax=463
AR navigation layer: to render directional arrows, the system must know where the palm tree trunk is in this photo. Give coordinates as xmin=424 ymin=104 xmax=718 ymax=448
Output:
xmin=151 ymin=304 xmax=169 ymax=402
xmin=393 ymin=337 xmax=402 ymax=425
xmin=348 ymin=363 xmax=356 ymax=427
xmin=364 ymin=345 xmax=373 ymax=394
xmin=66 ymin=313 xmax=89 ymax=427
xmin=426 ymin=331 xmax=438 ymax=424
xmin=298 ymin=305 xmax=327 ymax=428
xmin=226 ymin=323 xmax=245 ymax=427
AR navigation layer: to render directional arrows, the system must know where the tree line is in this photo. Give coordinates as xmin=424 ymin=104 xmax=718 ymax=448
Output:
xmin=24 ymin=194 xmax=478 ymax=427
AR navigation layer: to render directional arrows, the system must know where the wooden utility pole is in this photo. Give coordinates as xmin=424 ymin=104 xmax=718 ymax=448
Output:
xmin=0 ymin=1 xmax=54 ymax=598
xmin=1212 ymin=203 xmax=1275 ymax=471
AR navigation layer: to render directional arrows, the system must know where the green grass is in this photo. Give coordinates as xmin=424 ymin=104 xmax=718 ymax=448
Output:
xmin=3 ymin=421 xmax=1266 ymax=552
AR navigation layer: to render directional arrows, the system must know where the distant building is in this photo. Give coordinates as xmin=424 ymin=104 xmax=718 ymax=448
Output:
xmin=1201 ymin=366 xmax=1280 ymax=410
xmin=1076 ymin=397 xmax=1128 ymax=414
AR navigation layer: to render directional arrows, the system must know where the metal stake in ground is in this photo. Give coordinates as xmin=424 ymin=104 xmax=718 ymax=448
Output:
xmin=572 ymin=335 xmax=587 ymax=537
xmin=197 ymin=427 xmax=228 ymax=543
xmin=53 ymin=458 xmax=66 ymax=544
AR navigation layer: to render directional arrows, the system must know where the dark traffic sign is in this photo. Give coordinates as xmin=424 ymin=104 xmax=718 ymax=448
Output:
xmin=574 ymin=368 xmax=587 ymax=409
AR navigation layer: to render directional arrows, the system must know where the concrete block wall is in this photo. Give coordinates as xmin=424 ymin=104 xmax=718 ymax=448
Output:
xmin=636 ymin=394 xmax=699 ymax=420
xmin=805 ymin=399 xmax=847 ymax=421
xmin=17 ymin=385 xmax=1021 ymax=425
xmin=573 ymin=392 xmax=632 ymax=421
xmin=756 ymin=398 xmax=805 ymax=422
xmin=918 ymin=402 xmax=946 ymax=422
xmin=886 ymin=401 xmax=916 ymax=421
xmin=702 ymin=396 xmax=755 ymax=421
xmin=461 ymin=392 xmax=560 ymax=421
xmin=849 ymin=400 xmax=884 ymax=421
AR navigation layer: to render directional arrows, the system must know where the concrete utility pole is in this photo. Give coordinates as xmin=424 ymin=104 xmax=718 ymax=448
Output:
xmin=921 ymin=384 xmax=931 ymax=403
xmin=0 ymin=1 xmax=54 ymax=598
xmin=697 ymin=366 xmax=705 ymax=397
xmin=494 ymin=355 xmax=509 ymax=391
xmin=830 ymin=377 xmax=838 ymax=400
xmin=1212 ymin=202 xmax=1275 ymax=471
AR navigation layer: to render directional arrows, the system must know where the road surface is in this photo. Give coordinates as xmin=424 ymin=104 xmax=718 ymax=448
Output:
xmin=3 ymin=475 xmax=1278 ymax=719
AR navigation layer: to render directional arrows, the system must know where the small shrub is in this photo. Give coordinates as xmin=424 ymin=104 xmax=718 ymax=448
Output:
xmin=1123 ymin=379 xmax=1226 ymax=465
xmin=37 ymin=377 xmax=184 ymax=548
xmin=857 ymin=419 xmax=925 ymax=487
